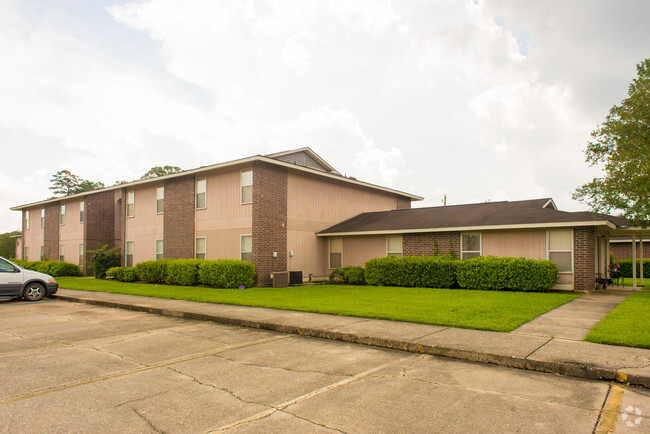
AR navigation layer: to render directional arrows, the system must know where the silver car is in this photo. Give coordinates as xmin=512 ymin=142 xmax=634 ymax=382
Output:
xmin=0 ymin=256 xmax=58 ymax=301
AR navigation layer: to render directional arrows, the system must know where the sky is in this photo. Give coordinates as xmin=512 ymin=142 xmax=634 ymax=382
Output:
xmin=1 ymin=0 xmax=649 ymax=233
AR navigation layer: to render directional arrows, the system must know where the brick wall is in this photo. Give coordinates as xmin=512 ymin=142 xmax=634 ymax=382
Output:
xmin=403 ymin=232 xmax=460 ymax=257
xmin=164 ymin=175 xmax=195 ymax=259
xmin=43 ymin=202 xmax=60 ymax=261
xmin=610 ymin=241 xmax=650 ymax=261
xmin=396 ymin=196 xmax=412 ymax=210
xmin=574 ymin=226 xmax=596 ymax=291
xmin=252 ymin=162 xmax=288 ymax=285
xmin=85 ymin=191 xmax=116 ymax=273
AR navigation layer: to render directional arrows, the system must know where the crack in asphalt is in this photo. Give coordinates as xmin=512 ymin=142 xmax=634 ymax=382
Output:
xmin=131 ymin=407 xmax=164 ymax=433
xmin=278 ymin=409 xmax=347 ymax=432
xmin=208 ymin=353 xmax=353 ymax=378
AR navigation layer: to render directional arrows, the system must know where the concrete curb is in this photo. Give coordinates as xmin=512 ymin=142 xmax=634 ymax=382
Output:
xmin=52 ymin=293 xmax=650 ymax=389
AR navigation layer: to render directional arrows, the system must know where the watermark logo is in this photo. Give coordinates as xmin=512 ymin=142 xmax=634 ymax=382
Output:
xmin=621 ymin=405 xmax=642 ymax=428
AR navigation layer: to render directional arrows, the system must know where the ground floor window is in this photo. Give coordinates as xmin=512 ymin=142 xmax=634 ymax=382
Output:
xmin=78 ymin=244 xmax=84 ymax=266
xmin=59 ymin=245 xmax=65 ymax=262
xmin=461 ymin=233 xmax=481 ymax=259
xmin=24 ymin=247 xmax=29 ymax=261
xmin=386 ymin=235 xmax=403 ymax=257
xmin=241 ymin=235 xmax=252 ymax=262
xmin=156 ymin=240 xmax=164 ymax=260
xmin=195 ymin=238 xmax=206 ymax=259
xmin=40 ymin=246 xmax=44 ymax=261
xmin=329 ymin=237 xmax=342 ymax=269
xmin=126 ymin=241 xmax=134 ymax=267
xmin=547 ymin=229 xmax=572 ymax=272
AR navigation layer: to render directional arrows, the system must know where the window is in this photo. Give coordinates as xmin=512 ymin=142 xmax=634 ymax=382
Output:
xmin=79 ymin=201 xmax=85 ymax=223
xmin=387 ymin=235 xmax=403 ymax=257
xmin=156 ymin=186 xmax=164 ymax=214
xmin=78 ymin=244 xmax=84 ymax=266
xmin=240 ymin=235 xmax=252 ymax=262
xmin=126 ymin=241 xmax=134 ymax=267
xmin=25 ymin=210 xmax=30 ymax=230
xmin=40 ymin=208 xmax=45 ymax=228
xmin=461 ymin=233 xmax=481 ymax=259
xmin=40 ymin=246 xmax=44 ymax=261
xmin=241 ymin=170 xmax=253 ymax=204
xmin=59 ymin=205 xmax=66 ymax=225
xmin=156 ymin=240 xmax=164 ymax=260
xmin=196 ymin=179 xmax=206 ymax=209
xmin=329 ymin=237 xmax=342 ymax=269
xmin=195 ymin=238 xmax=206 ymax=259
xmin=0 ymin=258 xmax=15 ymax=272
xmin=547 ymin=229 xmax=573 ymax=272
xmin=24 ymin=247 xmax=29 ymax=261
xmin=59 ymin=245 xmax=65 ymax=262
xmin=126 ymin=191 xmax=135 ymax=217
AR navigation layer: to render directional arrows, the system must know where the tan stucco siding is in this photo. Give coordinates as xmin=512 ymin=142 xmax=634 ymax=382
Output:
xmin=22 ymin=206 xmax=44 ymax=261
xmin=125 ymin=185 xmax=164 ymax=264
xmin=59 ymin=200 xmax=85 ymax=264
xmin=341 ymin=236 xmax=387 ymax=267
xmin=481 ymin=230 xmax=546 ymax=259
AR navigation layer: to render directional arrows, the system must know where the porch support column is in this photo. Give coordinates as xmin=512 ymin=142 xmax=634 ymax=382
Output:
xmin=640 ymin=235 xmax=644 ymax=287
xmin=632 ymin=233 xmax=637 ymax=288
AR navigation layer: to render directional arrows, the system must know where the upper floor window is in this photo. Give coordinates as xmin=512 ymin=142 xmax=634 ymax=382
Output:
xmin=241 ymin=170 xmax=253 ymax=204
xmin=329 ymin=237 xmax=342 ymax=269
xmin=25 ymin=210 xmax=30 ymax=230
xmin=59 ymin=205 xmax=66 ymax=225
xmin=241 ymin=235 xmax=252 ymax=262
xmin=40 ymin=208 xmax=45 ymax=228
xmin=196 ymin=179 xmax=206 ymax=209
xmin=126 ymin=191 xmax=135 ymax=218
xmin=547 ymin=229 xmax=573 ymax=272
xmin=387 ymin=235 xmax=403 ymax=257
xmin=156 ymin=186 xmax=164 ymax=214
xmin=79 ymin=201 xmax=85 ymax=223
xmin=461 ymin=233 xmax=481 ymax=259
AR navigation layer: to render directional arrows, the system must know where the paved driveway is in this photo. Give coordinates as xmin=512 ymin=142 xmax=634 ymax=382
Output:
xmin=0 ymin=299 xmax=647 ymax=433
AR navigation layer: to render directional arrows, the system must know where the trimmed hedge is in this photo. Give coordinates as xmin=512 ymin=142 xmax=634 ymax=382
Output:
xmin=135 ymin=260 xmax=168 ymax=283
xmin=457 ymin=256 xmax=558 ymax=292
xmin=165 ymin=259 xmax=202 ymax=286
xmin=116 ymin=267 xmax=137 ymax=282
xmin=617 ymin=259 xmax=650 ymax=278
xmin=12 ymin=259 xmax=80 ymax=277
xmin=198 ymin=259 xmax=256 ymax=288
xmin=106 ymin=267 xmax=120 ymax=278
xmin=365 ymin=256 xmax=459 ymax=288
xmin=329 ymin=266 xmax=366 ymax=285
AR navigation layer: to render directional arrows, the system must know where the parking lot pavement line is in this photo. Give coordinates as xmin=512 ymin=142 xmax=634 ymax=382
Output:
xmin=211 ymin=353 xmax=422 ymax=432
xmin=0 ymin=334 xmax=291 ymax=406
xmin=595 ymin=384 xmax=625 ymax=433
xmin=0 ymin=300 xmax=62 ymax=308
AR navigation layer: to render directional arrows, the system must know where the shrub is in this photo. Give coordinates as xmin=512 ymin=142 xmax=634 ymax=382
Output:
xmin=115 ymin=267 xmax=137 ymax=282
xmin=329 ymin=266 xmax=366 ymax=285
xmin=457 ymin=256 xmax=558 ymax=292
xmin=11 ymin=260 xmax=80 ymax=277
xmin=365 ymin=256 xmax=458 ymax=288
xmin=617 ymin=259 xmax=650 ymax=278
xmin=89 ymin=245 xmax=121 ymax=279
xmin=198 ymin=259 xmax=256 ymax=288
xmin=165 ymin=259 xmax=202 ymax=286
xmin=135 ymin=260 xmax=168 ymax=283
xmin=106 ymin=267 xmax=120 ymax=278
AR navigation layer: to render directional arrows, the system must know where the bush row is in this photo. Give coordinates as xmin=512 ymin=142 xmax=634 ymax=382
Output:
xmin=328 ymin=266 xmax=366 ymax=285
xmin=108 ymin=258 xmax=256 ymax=288
xmin=617 ymin=259 xmax=650 ymax=278
xmin=12 ymin=259 xmax=80 ymax=277
xmin=364 ymin=255 xmax=559 ymax=292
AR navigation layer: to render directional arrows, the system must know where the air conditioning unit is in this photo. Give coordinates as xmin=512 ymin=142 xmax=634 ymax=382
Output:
xmin=272 ymin=271 xmax=289 ymax=287
xmin=290 ymin=271 xmax=303 ymax=285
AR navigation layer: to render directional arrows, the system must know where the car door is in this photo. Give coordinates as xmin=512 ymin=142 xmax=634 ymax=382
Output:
xmin=0 ymin=258 xmax=23 ymax=296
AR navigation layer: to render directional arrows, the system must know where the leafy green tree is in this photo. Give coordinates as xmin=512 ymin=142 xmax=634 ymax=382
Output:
xmin=49 ymin=170 xmax=104 ymax=196
xmin=573 ymin=58 xmax=650 ymax=228
xmin=76 ymin=179 xmax=105 ymax=193
xmin=140 ymin=165 xmax=183 ymax=179
xmin=0 ymin=230 xmax=20 ymax=258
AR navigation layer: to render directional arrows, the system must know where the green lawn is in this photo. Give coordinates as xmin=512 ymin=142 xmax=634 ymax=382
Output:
xmin=56 ymin=277 xmax=579 ymax=333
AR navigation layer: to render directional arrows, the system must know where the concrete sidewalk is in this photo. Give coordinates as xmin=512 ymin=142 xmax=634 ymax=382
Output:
xmin=53 ymin=288 xmax=650 ymax=388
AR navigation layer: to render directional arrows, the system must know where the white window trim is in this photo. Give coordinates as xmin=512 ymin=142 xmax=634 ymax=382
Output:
xmin=78 ymin=243 xmax=84 ymax=266
xmin=59 ymin=244 xmax=65 ymax=262
xmin=240 ymin=170 xmax=253 ymax=205
xmin=461 ymin=232 xmax=482 ymax=260
xmin=546 ymin=229 xmax=573 ymax=273
xmin=59 ymin=205 xmax=66 ymax=225
xmin=195 ymin=178 xmax=207 ymax=210
xmin=240 ymin=234 xmax=252 ymax=261
xmin=156 ymin=239 xmax=164 ymax=260
xmin=156 ymin=186 xmax=164 ymax=214
xmin=386 ymin=235 xmax=403 ymax=257
xmin=25 ymin=210 xmax=30 ymax=230
xmin=79 ymin=201 xmax=85 ymax=223
xmin=40 ymin=208 xmax=45 ymax=228
xmin=24 ymin=246 xmax=29 ymax=261
xmin=195 ymin=237 xmax=206 ymax=259
xmin=125 ymin=241 xmax=134 ymax=267
xmin=328 ymin=237 xmax=343 ymax=269
xmin=40 ymin=246 xmax=44 ymax=261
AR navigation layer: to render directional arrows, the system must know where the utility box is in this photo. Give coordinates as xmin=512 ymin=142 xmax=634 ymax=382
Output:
xmin=289 ymin=271 xmax=303 ymax=285
xmin=272 ymin=271 xmax=289 ymax=287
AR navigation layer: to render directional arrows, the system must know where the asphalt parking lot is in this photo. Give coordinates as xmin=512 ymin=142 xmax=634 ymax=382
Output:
xmin=1 ymin=299 xmax=648 ymax=433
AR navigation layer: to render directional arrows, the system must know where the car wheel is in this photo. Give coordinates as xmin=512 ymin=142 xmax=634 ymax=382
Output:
xmin=23 ymin=283 xmax=45 ymax=301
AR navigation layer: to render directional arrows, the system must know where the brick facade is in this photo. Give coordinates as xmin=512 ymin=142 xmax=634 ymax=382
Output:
xmin=252 ymin=162 xmax=288 ymax=285
xmin=43 ymin=203 xmax=60 ymax=261
xmin=85 ymin=191 xmax=116 ymax=272
xmin=573 ymin=226 xmax=596 ymax=291
xmin=163 ymin=175 xmax=195 ymax=259
xmin=403 ymin=232 xmax=460 ymax=257
xmin=610 ymin=241 xmax=650 ymax=261
xmin=396 ymin=196 xmax=412 ymax=210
